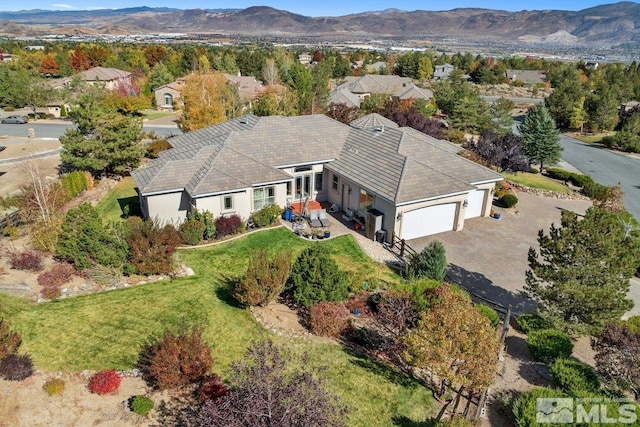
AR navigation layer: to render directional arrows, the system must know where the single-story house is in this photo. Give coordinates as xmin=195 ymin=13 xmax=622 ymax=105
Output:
xmin=154 ymin=73 xmax=267 ymax=111
xmin=51 ymin=66 xmax=132 ymax=90
xmin=131 ymin=113 xmax=502 ymax=242
xmin=505 ymin=69 xmax=547 ymax=85
xmin=331 ymin=75 xmax=434 ymax=105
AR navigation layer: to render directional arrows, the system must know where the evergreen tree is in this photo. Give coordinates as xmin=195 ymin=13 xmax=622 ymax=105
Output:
xmin=525 ymin=207 xmax=640 ymax=333
xmin=518 ymin=104 xmax=562 ymax=171
xmin=60 ymin=97 xmax=144 ymax=176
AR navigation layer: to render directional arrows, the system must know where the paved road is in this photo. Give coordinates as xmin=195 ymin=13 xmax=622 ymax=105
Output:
xmin=0 ymin=121 xmax=182 ymax=139
xmin=559 ymin=134 xmax=640 ymax=222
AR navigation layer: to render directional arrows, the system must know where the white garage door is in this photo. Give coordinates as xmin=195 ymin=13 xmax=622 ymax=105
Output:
xmin=464 ymin=189 xmax=486 ymax=219
xmin=400 ymin=203 xmax=457 ymax=240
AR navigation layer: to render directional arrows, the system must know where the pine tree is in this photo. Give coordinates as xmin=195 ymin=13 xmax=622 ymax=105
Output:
xmin=525 ymin=207 xmax=640 ymax=333
xmin=518 ymin=104 xmax=562 ymax=171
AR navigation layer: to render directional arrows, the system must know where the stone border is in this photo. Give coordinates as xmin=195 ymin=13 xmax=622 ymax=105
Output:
xmin=509 ymin=182 xmax=590 ymax=201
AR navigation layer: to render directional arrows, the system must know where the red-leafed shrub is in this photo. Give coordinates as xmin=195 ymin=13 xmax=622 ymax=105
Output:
xmin=138 ymin=326 xmax=213 ymax=390
xmin=9 ymin=250 xmax=43 ymax=271
xmin=198 ymin=373 xmax=227 ymax=403
xmin=309 ymin=302 xmax=351 ymax=337
xmin=126 ymin=218 xmax=180 ymax=275
xmin=0 ymin=353 xmax=33 ymax=381
xmin=87 ymin=369 xmax=122 ymax=395
xmin=214 ymin=214 xmax=244 ymax=238
xmin=38 ymin=263 xmax=75 ymax=300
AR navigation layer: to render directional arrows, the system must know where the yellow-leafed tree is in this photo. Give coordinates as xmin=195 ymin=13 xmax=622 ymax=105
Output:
xmin=177 ymin=72 xmax=242 ymax=132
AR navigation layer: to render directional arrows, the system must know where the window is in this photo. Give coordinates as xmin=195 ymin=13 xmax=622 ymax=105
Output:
xmin=359 ymin=189 xmax=374 ymax=212
xmin=286 ymin=181 xmax=292 ymax=196
xmin=315 ymin=172 xmax=323 ymax=191
xmin=294 ymin=165 xmax=312 ymax=173
xmin=223 ymin=195 xmax=233 ymax=211
xmin=163 ymin=93 xmax=173 ymax=107
xmin=253 ymin=186 xmax=275 ymax=210
xmin=332 ymin=174 xmax=339 ymax=191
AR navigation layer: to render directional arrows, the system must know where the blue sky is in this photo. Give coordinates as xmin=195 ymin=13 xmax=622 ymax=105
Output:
xmin=1 ymin=0 xmax=632 ymax=16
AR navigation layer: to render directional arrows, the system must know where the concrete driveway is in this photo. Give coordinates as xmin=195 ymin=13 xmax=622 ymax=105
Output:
xmin=407 ymin=192 xmax=592 ymax=314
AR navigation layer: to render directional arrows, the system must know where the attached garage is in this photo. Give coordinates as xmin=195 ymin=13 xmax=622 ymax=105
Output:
xmin=400 ymin=203 xmax=458 ymax=240
xmin=464 ymin=189 xmax=487 ymax=219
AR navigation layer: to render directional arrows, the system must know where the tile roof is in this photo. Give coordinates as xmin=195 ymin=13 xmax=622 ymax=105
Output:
xmin=78 ymin=66 xmax=131 ymax=81
xmin=132 ymin=113 xmax=502 ymax=205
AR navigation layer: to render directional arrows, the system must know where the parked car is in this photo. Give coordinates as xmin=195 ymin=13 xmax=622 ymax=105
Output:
xmin=1 ymin=115 xmax=28 ymax=124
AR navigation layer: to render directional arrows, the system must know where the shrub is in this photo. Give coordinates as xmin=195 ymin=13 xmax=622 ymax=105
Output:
xmin=38 ymin=263 xmax=75 ymax=300
xmin=545 ymin=167 xmax=572 ymax=181
xmin=550 ymin=358 xmax=601 ymax=394
xmin=500 ymin=193 xmax=518 ymax=208
xmin=9 ymin=250 xmax=43 ymax=271
xmin=516 ymin=313 xmax=553 ymax=334
xmin=130 ymin=395 xmax=154 ymax=416
xmin=60 ymin=170 xmax=89 ymax=198
xmin=0 ymin=353 xmax=33 ymax=381
xmin=512 ymin=387 xmax=568 ymax=427
xmin=126 ymin=218 xmax=180 ymax=275
xmin=569 ymin=173 xmax=595 ymax=188
xmin=476 ymin=304 xmax=500 ymax=328
xmin=287 ymin=245 xmax=349 ymax=307
xmin=309 ymin=302 xmax=351 ymax=337
xmin=189 ymin=209 xmax=216 ymax=240
xmin=627 ymin=315 xmax=640 ymax=334
xmin=198 ymin=373 xmax=227 ymax=403
xmin=251 ymin=204 xmax=283 ymax=228
xmin=179 ymin=219 xmax=205 ymax=245
xmin=231 ymin=249 xmax=291 ymax=306
xmin=43 ymin=378 xmax=65 ymax=396
xmin=2 ymin=226 xmax=19 ymax=240
xmin=146 ymin=139 xmax=171 ymax=158
xmin=0 ymin=317 xmax=21 ymax=361
xmin=526 ymin=329 xmax=573 ymax=364
xmin=88 ymin=369 xmax=121 ymax=395
xmin=375 ymin=289 xmax=420 ymax=336
xmin=405 ymin=240 xmax=447 ymax=281
xmin=215 ymin=214 xmax=244 ymax=238
xmin=528 ymin=166 xmax=539 ymax=174
xmin=345 ymin=292 xmax=373 ymax=317
xmin=138 ymin=326 xmax=213 ymax=390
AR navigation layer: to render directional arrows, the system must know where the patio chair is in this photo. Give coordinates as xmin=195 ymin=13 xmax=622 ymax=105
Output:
xmin=309 ymin=209 xmax=322 ymax=228
xmin=319 ymin=208 xmax=330 ymax=227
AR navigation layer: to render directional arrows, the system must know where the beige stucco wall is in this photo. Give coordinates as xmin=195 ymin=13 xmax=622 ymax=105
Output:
xmin=154 ymin=87 xmax=181 ymax=111
xmin=473 ymin=183 xmax=497 ymax=217
xmin=145 ymin=191 xmax=191 ymax=225
xmin=194 ymin=190 xmax=251 ymax=219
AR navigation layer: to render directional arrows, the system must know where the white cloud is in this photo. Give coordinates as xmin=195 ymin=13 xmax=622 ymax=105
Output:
xmin=52 ymin=3 xmax=76 ymax=8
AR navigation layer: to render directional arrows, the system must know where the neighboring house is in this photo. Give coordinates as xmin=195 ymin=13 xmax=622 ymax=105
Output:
xmin=330 ymin=75 xmax=434 ymax=106
xmin=154 ymin=80 xmax=184 ymax=111
xmin=620 ymin=100 xmax=640 ymax=113
xmin=298 ymin=53 xmax=312 ymax=64
xmin=505 ymin=69 xmax=547 ymax=85
xmin=0 ymin=53 xmax=12 ymax=62
xmin=433 ymin=63 xmax=454 ymax=80
xmin=366 ymin=61 xmax=388 ymax=73
xmin=131 ymin=113 xmax=502 ymax=242
xmin=329 ymin=87 xmax=361 ymax=109
xmin=153 ymin=73 xmax=267 ymax=111
xmin=51 ymin=66 xmax=132 ymax=90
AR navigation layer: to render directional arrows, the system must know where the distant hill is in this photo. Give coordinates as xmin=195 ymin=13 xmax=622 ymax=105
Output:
xmin=1 ymin=2 xmax=639 ymax=46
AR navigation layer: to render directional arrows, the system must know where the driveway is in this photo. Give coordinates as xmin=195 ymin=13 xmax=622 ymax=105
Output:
xmin=407 ymin=192 xmax=592 ymax=314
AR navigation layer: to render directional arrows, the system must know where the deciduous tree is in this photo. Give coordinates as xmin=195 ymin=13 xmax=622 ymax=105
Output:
xmin=525 ymin=207 xmax=640 ymax=333
xmin=402 ymin=284 xmax=500 ymax=394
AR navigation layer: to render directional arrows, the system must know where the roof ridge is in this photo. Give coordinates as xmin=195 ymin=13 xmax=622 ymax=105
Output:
xmin=393 ymin=133 xmax=410 ymax=203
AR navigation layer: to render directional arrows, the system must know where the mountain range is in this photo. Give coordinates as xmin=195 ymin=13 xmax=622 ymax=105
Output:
xmin=1 ymin=2 xmax=640 ymax=46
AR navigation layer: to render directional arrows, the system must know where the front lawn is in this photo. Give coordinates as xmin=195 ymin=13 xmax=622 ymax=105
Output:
xmin=503 ymin=172 xmax=572 ymax=194
xmin=94 ymin=176 xmax=139 ymax=222
xmin=0 ymin=229 xmax=429 ymax=426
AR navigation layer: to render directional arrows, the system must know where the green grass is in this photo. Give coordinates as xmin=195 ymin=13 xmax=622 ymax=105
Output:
xmin=503 ymin=172 xmax=572 ymax=194
xmin=570 ymin=134 xmax=606 ymax=144
xmin=94 ymin=177 xmax=139 ymax=222
xmin=140 ymin=109 xmax=175 ymax=121
xmin=0 ymin=228 xmax=430 ymax=425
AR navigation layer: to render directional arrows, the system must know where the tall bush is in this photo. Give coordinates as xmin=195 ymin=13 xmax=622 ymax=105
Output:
xmin=405 ymin=240 xmax=447 ymax=281
xmin=231 ymin=249 xmax=292 ymax=306
xmin=190 ymin=209 xmax=216 ymax=240
xmin=138 ymin=326 xmax=213 ymax=390
xmin=126 ymin=218 xmax=180 ymax=275
xmin=287 ymin=246 xmax=349 ymax=307
xmin=179 ymin=219 xmax=205 ymax=245
xmin=251 ymin=204 xmax=282 ymax=227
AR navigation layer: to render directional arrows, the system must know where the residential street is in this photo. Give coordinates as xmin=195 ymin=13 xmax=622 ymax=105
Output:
xmin=559 ymin=134 xmax=640 ymax=222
